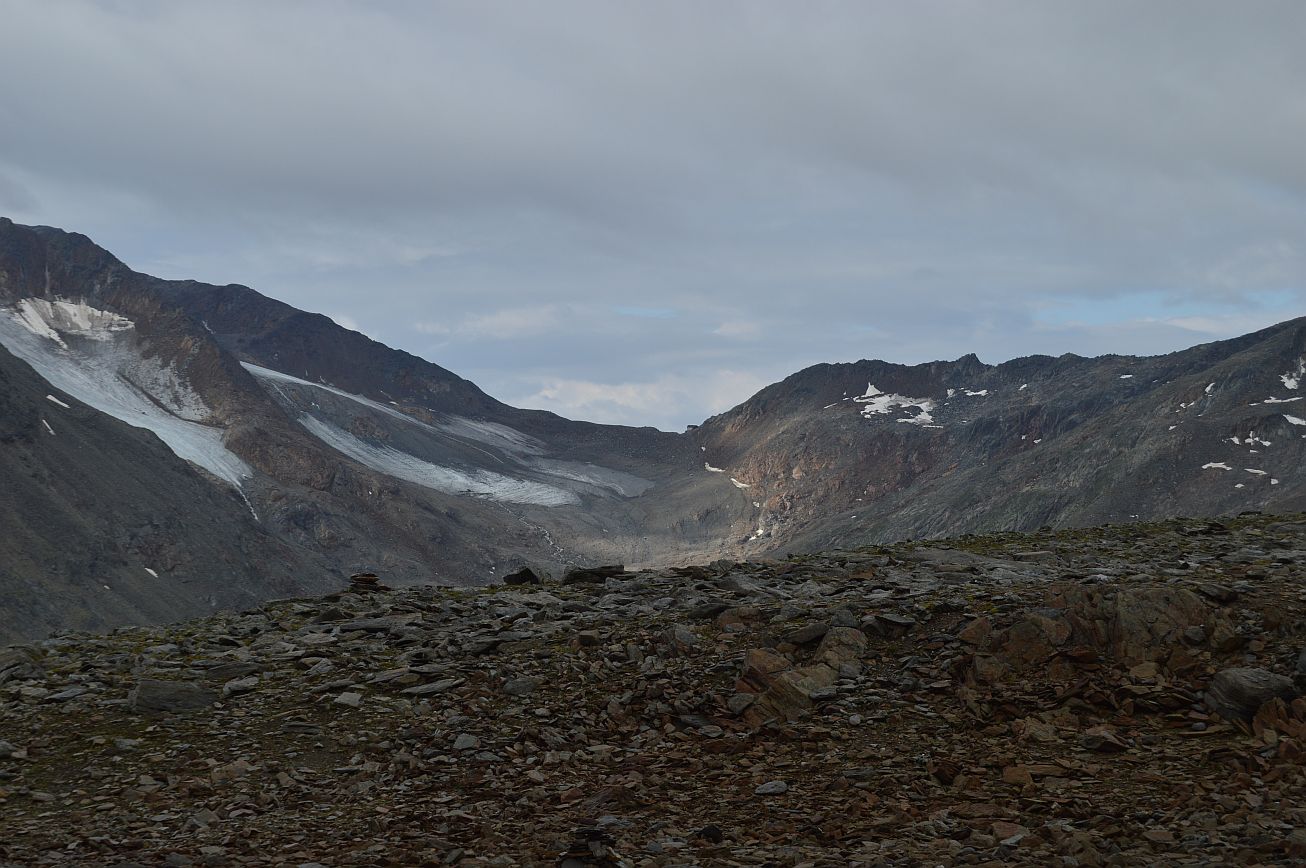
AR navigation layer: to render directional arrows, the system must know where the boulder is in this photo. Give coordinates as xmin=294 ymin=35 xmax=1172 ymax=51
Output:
xmin=734 ymin=631 xmax=866 ymax=726
xmin=501 ymin=676 xmax=541 ymax=697
xmin=662 ymin=624 xmax=701 ymax=652
xmin=867 ymin=613 xmax=916 ymax=637
xmin=129 ymin=679 xmax=219 ymax=714
xmin=562 ymin=565 xmax=626 ymax=585
xmin=783 ymin=623 xmax=829 ymax=645
xmin=502 ymin=567 xmax=541 ymax=586
xmin=736 ymin=649 xmax=816 ymax=724
xmin=203 ymin=661 xmax=261 ymax=682
xmin=958 ymin=616 xmax=993 ymax=646
xmin=0 ymin=646 xmax=45 ymax=684
xmin=1027 ymin=585 xmax=1212 ymax=667
xmin=1205 ymin=668 xmax=1298 ymax=721
xmin=995 ymin=611 xmax=1072 ymax=667
xmin=813 ymin=626 xmax=867 ymax=670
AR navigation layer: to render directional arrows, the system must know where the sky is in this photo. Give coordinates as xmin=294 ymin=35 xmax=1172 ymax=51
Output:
xmin=1 ymin=1 xmax=1304 ymax=430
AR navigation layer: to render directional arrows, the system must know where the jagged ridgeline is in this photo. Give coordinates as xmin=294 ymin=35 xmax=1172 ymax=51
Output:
xmin=3 ymin=216 xmax=1306 ymax=641
xmin=1 ymin=516 xmax=1303 ymax=862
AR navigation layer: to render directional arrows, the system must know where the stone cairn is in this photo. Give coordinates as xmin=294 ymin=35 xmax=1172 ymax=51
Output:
xmin=348 ymin=571 xmax=386 ymax=593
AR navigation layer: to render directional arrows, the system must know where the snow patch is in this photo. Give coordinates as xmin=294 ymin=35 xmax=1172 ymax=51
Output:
xmin=12 ymin=298 xmax=133 ymax=348
xmin=0 ymin=306 xmax=250 ymax=486
xmin=1257 ymin=396 xmax=1303 ymax=404
xmin=243 ymin=363 xmax=441 ymax=433
xmin=41 ymin=419 xmax=54 ymax=436
xmin=1245 ymin=468 xmax=1267 ymax=476
xmin=1284 ymin=414 xmax=1306 ymax=426
xmin=45 ymin=394 xmax=70 ymax=409
xmin=245 ymin=361 xmax=649 ymax=497
xmin=1280 ymin=358 xmax=1305 ymax=390
xmin=144 ymin=568 xmax=158 ymax=578
xmin=1202 ymin=462 xmax=1232 ymax=470
xmin=530 ymin=459 xmax=653 ymax=497
xmin=440 ymin=416 xmax=543 ymax=455
xmin=121 ymin=354 xmax=211 ymax=422
xmin=245 ymin=362 xmax=553 ymax=458
xmin=704 ymin=462 xmax=724 ymax=473
xmin=1119 ymin=374 xmax=1133 ymax=379
xmin=298 ymin=416 xmax=577 ymax=506
xmin=730 ymin=477 xmax=750 ymax=489
xmin=854 ymin=383 xmax=936 ymax=425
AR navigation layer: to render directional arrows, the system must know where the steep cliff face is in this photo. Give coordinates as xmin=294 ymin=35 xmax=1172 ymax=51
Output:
xmin=3 ymin=216 xmax=1305 ymax=642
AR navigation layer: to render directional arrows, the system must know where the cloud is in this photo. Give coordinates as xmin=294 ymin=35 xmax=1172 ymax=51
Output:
xmin=515 ymin=370 xmax=772 ymax=428
xmin=614 ymin=306 xmax=677 ymax=319
xmin=415 ymin=305 xmax=563 ymax=340
xmin=713 ymin=321 xmax=761 ymax=339
xmin=0 ymin=170 xmax=37 ymax=212
xmin=1 ymin=2 xmax=1304 ymax=428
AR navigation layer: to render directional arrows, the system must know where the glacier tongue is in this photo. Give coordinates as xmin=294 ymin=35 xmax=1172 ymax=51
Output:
xmin=243 ymin=361 xmax=651 ymax=503
xmin=298 ymin=415 xmax=578 ymax=506
xmin=1 ymin=299 xmax=251 ymax=487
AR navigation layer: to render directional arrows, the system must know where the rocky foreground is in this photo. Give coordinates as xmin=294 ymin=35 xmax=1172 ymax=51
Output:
xmin=3 ymin=516 xmax=1306 ymax=866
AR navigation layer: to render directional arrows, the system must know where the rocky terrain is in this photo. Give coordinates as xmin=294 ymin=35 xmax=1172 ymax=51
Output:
xmin=2 ymin=513 xmax=1305 ymax=866
xmin=5 ymin=215 xmax=1306 ymax=643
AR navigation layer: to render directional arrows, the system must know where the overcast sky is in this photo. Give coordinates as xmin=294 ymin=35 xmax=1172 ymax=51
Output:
xmin=1 ymin=1 xmax=1303 ymax=429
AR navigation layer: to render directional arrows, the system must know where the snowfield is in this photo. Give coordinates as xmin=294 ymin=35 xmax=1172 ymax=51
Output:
xmin=854 ymin=383 xmax=936 ymax=425
xmin=243 ymin=362 xmax=650 ymax=503
xmin=299 ymin=416 xmax=578 ymax=506
xmin=12 ymin=298 xmax=132 ymax=348
xmin=2 ymin=299 xmax=250 ymax=486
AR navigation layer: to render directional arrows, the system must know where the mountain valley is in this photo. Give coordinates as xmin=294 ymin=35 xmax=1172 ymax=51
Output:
xmin=2 ymin=217 xmax=1306 ymax=642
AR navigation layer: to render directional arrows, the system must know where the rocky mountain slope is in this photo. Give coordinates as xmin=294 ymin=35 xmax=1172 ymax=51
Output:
xmin=1 ymin=514 xmax=1304 ymax=865
xmin=0 ymin=219 xmax=743 ymax=642
xmin=696 ymin=322 xmax=1306 ymax=551
xmin=3 ymin=216 xmax=1306 ymax=642
xmin=0 ymin=341 xmax=333 ymax=641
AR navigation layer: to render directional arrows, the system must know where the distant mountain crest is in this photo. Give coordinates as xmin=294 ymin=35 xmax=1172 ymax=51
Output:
xmin=2 ymin=216 xmax=1304 ymax=642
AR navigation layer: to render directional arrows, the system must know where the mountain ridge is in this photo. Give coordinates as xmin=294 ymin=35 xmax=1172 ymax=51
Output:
xmin=3 ymin=216 xmax=1305 ymax=642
